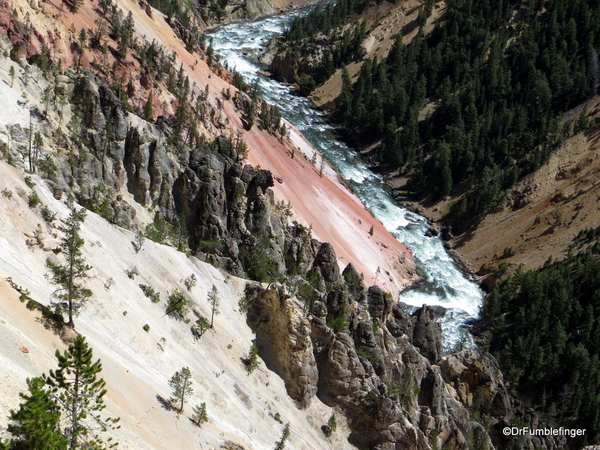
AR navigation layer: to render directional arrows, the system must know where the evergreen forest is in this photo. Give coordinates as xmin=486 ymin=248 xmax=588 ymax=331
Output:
xmin=481 ymin=228 xmax=600 ymax=444
xmin=283 ymin=0 xmax=600 ymax=229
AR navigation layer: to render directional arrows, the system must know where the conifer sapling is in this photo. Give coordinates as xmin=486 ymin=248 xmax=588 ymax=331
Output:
xmin=168 ymin=367 xmax=193 ymax=413
xmin=46 ymin=204 xmax=92 ymax=328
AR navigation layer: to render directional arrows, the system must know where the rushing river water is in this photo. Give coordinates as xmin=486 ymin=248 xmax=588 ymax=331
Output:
xmin=207 ymin=12 xmax=484 ymax=351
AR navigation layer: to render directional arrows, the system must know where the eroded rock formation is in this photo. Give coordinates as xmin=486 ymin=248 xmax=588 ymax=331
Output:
xmin=244 ymin=282 xmax=561 ymax=450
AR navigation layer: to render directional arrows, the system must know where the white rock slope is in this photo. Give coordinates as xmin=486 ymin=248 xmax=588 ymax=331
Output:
xmin=0 ymin=161 xmax=354 ymax=450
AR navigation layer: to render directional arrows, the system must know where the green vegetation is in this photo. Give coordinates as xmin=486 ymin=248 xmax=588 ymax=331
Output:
xmin=45 ymin=206 xmax=92 ymax=328
xmin=132 ymin=231 xmax=145 ymax=253
xmin=191 ymin=403 xmax=208 ymax=426
xmin=283 ymin=0 xmax=600 ymax=228
xmin=284 ymin=0 xmax=364 ymax=42
xmin=482 ymin=229 xmax=600 ymax=444
xmin=140 ymin=284 xmax=161 ymax=303
xmin=165 ymin=289 xmax=190 ymax=321
xmin=327 ymin=316 xmax=345 ymax=333
xmin=243 ymin=341 xmax=259 ymax=373
xmin=46 ymin=335 xmax=120 ymax=449
xmin=145 ymin=216 xmax=188 ymax=251
xmin=38 ymin=155 xmax=58 ymax=180
xmin=274 ymin=423 xmax=290 ymax=450
xmin=24 ymin=176 xmax=35 ymax=188
xmin=192 ymin=316 xmax=210 ymax=339
xmin=182 ymin=274 xmax=197 ymax=291
xmin=208 ymin=285 xmax=219 ymax=328
xmin=4 ymin=377 xmax=67 ymax=450
xmin=327 ymin=414 xmax=337 ymax=432
xmin=239 ymin=236 xmax=278 ymax=282
xmin=27 ymin=192 xmax=40 ymax=208
xmin=3 ymin=336 xmax=118 ymax=450
xmin=168 ymin=367 xmax=193 ymax=413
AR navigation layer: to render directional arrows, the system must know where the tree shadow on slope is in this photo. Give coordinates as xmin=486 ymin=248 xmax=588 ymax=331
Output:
xmin=156 ymin=394 xmax=174 ymax=411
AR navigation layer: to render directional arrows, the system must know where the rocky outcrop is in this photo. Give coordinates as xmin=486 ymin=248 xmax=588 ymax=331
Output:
xmin=9 ymin=40 xmax=27 ymax=66
xmin=245 ymin=283 xmax=319 ymax=408
xmin=313 ymin=242 xmax=341 ymax=284
xmin=244 ymin=280 xmax=527 ymax=450
xmin=440 ymin=350 xmax=511 ymax=418
xmin=412 ymin=307 xmax=443 ymax=363
xmin=268 ymin=50 xmax=302 ymax=83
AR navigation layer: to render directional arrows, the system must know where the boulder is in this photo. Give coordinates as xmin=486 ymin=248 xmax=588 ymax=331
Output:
xmin=10 ymin=40 xmax=27 ymax=66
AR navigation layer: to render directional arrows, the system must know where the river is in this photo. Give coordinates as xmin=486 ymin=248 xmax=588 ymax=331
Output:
xmin=207 ymin=12 xmax=484 ymax=351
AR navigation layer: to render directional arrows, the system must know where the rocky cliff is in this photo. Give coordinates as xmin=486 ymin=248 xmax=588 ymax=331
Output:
xmin=244 ymin=282 xmax=535 ymax=450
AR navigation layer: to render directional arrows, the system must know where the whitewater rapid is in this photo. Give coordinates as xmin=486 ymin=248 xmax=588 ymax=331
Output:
xmin=207 ymin=13 xmax=484 ymax=351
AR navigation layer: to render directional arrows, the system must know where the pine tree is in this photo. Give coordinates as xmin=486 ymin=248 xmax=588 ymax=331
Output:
xmin=9 ymin=65 xmax=15 ymax=88
xmin=46 ymin=205 xmax=92 ymax=328
xmin=336 ymin=66 xmax=353 ymax=124
xmin=327 ymin=414 xmax=337 ymax=432
xmin=143 ymin=91 xmax=154 ymax=122
xmin=191 ymin=403 xmax=208 ymax=426
xmin=434 ymin=142 xmax=453 ymax=197
xmin=45 ymin=335 xmax=119 ymax=450
xmin=208 ymin=285 xmax=219 ymax=328
xmin=168 ymin=368 xmax=193 ymax=413
xmin=192 ymin=316 xmax=210 ymax=339
xmin=6 ymin=377 xmax=68 ymax=450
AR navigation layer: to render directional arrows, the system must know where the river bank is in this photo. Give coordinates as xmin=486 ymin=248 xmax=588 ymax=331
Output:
xmin=208 ymin=14 xmax=485 ymax=350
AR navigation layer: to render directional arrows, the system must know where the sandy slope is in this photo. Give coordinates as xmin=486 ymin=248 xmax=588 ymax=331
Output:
xmin=0 ymin=162 xmax=355 ymax=449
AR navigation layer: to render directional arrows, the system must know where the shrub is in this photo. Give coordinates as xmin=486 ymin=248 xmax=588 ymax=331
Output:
xmin=41 ymin=205 xmax=56 ymax=223
xmin=181 ymin=274 xmax=197 ymax=291
xmin=502 ymin=247 xmax=515 ymax=258
xmin=28 ymin=192 xmax=40 ymax=207
xmin=243 ymin=341 xmax=259 ymax=373
xmin=327 ymin=316 xmax=346 ymax=333
xmin=143 ymin=324 xmax=150 ymax=332
xmin=191 ymin=316 xmax=209 ymax=339
xmin=140 ymin=285 xmax=161 ymax=303
xmin=165 ymin=289 xmax=190 ymax=321
xmin=327 ymin=414 xmax=337 ymax=432
xmin=38 ymin=155 xmax=58 ymax=179
xmin=24 ymin=176 xmax=36 ymax=188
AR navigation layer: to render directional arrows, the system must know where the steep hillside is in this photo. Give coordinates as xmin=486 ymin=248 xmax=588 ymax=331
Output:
xmin=263 ymin=0 xmax=600 ymax=447
xmin=0 ymin=0 xmax=505 ymax=448
xmin=268 ymin=0 xmax=600 ymax=276
xmin=4 ymin=0 xmax=599 ymax=447
xmin=0 ymin=159 xmax=554 ymax=450
xmin=0 ymin=161 xmax=350 ymax=449
xmin=0 ymin=0 xmax=414 ymax=293
xmin=398 ymin=108 xmax=600 ymax=287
